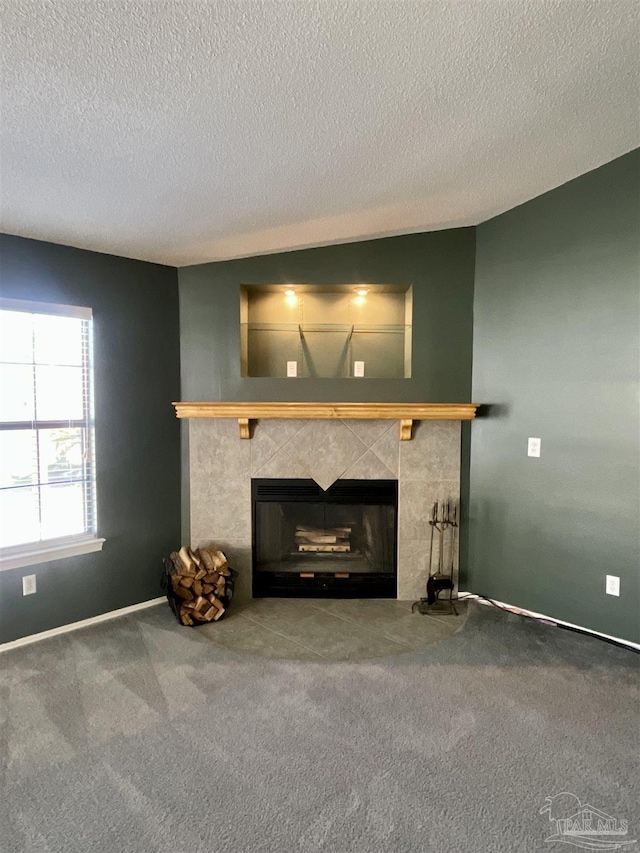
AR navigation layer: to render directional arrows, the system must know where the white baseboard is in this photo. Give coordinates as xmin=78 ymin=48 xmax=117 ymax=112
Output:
xmin=459 ymin=591 xmax=640 ymax=651
xmin=0 ymin=597 xmax=167 ymax=654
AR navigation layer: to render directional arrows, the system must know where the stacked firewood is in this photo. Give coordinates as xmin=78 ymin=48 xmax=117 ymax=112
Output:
xmin=295 ymin=525 xmax=352 ymax=553
xmin=168 ymin=546 xmax=231 ymax=626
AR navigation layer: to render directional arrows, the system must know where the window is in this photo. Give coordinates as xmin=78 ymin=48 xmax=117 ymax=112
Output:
xmin=0 ymin=298 xmax=104 ymax=570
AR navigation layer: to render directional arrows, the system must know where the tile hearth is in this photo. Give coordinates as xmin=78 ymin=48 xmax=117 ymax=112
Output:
xmin=198 ymin=598 xmax=468 ymax=661
xmin=189 ymin=417 xmax=462 ymax=602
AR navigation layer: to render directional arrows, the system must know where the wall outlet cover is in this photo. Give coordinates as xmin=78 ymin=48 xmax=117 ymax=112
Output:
xmin=605 ymin=575 xmax=620 ymax=596
xmin=527 ymin=437 xmax=541 ymax=457
xmin=286 ymin=361 xmax=297 ymax=377
xmin=22 ymin=574 xmax=37 ymax=596
xmin=354 ymin=361 xmax=365 ymax=377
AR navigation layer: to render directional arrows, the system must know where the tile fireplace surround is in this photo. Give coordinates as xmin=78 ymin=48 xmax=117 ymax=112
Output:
xmin=189 ymin=418 xmax=462 ymax=603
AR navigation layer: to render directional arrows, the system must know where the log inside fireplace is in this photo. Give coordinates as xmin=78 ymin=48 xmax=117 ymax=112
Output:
xmin=252 ymin=479 xmax=398 ymax=597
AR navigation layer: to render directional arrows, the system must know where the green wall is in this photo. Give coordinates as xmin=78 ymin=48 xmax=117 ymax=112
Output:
xmin=0 ymin=235 xmax=181 ymax=644
xmin=178 ymin=229 xmax=476 ymax=403
xmin=469 ymin=150 xmax=640 ymax=643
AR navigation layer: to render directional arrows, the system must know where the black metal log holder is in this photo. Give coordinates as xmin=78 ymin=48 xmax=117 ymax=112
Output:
xmin=412 ymin=500 xmax=458 ymax=616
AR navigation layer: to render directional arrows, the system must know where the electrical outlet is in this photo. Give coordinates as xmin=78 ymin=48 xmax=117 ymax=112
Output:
xmin=354 ymin=361 xmax=365 ymax=377
xmin=22 ymin=574 xmax=37 ymax=596
xmin=605 ymin=575 xmax=620 ymax=596
xmin=286 ymin=361 xmax=297 ymax=377
xmin=527 ymin=437 xmax=541 ymax=458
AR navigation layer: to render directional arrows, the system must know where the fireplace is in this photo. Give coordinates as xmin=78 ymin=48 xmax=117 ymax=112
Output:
xmin=189 ymin=417 xmax=462 ymax=602
xmin=252 ymin=479 xmax=398 ymax=597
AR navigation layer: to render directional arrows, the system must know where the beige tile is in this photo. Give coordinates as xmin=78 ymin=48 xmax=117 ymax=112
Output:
xmin=250 ymin=424 xmax=279 ymax=474
xmin=370 ymin=427 xmax=400 ymax=475
xmin=189 ymin=419 xmax=250 ymax=479
xmin=242 ymin=597 xmax=328 ymax=626
xmin=258 ymin=418 xmax=308 ymax=447
xmin=313 ymin=597 xmax=409 ymax=618
xmin=261 ymin=608 xmax=409 ymax=661
xmin=398 ymin=479 xmax=459 ymax=540
xmin=253 ymin=441 xmax=310 ymax=479
xmin=199 ymin=613 xmax=325 ymax=660
xmin=190 ymin=476 xmax=251 ymax=540
xmin=285 ymin=420 xmax=369 ymax=490
xmin=312 ymin=598 xmax=458 ymax=648
xmin=190 ymin=418 xmax=252 ymax=540
xmin=398 ymin=539 xmax=430 ymax=600
xmin=340 ymin=448 xmax=395 ymax=480
xmin=395 ymin=598 xmax=420 ymax=611
xmin=342 ymin=419 xmax=394 ymax=447
xmin=399 ymin=420 xmax=461 ymax=482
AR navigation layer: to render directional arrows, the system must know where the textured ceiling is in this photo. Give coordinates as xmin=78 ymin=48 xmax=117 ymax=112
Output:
xmin=1 ymin=1 xmax=638 ymax=267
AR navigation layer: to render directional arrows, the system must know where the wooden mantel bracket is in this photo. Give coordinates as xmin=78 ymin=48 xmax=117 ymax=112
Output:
xmin=172 ymin=402 xmax=479 ymax=441
xmin=399 ymin=419 xmax=413 ymax=441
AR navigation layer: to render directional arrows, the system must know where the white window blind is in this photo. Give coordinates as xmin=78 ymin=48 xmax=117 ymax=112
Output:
xmin=0 ymin=298 xmax=102 ymax=566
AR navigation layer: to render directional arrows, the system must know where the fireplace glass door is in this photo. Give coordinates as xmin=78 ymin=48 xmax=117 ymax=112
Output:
xmin=252 ymin=479 xmax=397 ymax=597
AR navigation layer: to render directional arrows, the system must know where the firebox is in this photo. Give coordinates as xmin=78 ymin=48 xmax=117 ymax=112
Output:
xmin=252 ymin=479 xmax=398 ymax=597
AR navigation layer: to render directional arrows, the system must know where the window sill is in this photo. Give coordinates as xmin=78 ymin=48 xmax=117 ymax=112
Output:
xmin=0 ymin=535 xmax=106 ymax=572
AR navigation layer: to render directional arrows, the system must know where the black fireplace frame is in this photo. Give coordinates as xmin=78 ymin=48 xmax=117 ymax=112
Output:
xmin=251 ymin=478 xmax=398 ymax=598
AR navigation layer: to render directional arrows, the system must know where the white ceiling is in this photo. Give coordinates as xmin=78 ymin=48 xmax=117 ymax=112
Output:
xmin=1 ymin=1 xmax=638 ymax=267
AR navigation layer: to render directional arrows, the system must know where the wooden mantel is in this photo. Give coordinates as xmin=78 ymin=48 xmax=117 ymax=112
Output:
xmin=172 ymin=402 xmax=479 ymax=440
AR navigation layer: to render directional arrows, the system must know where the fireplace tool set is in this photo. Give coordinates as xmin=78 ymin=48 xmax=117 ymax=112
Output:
xmin=412 ymin=500 xmax=458 ymax=616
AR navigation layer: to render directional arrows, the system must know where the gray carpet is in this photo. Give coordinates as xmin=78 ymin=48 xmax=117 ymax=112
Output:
xmin=0 ymin=602 xmax=638 ymax=852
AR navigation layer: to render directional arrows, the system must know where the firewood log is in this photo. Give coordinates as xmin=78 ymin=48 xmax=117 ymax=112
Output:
xmin=198 ymin=548 xmax=217 ymax=571
xmin=297 ymin=525 xmax=351 ymax=535
xmin=178 ymin=546 xmax=196 ymax=573
xmin=295 ymin=533 xmax=339 ymax=544
xmin=193 ymin=595 xmax=208 ymax=612
xmin=179 ymin=576 xmax=194 ymax=589
xmin=195 ymin=549 xmax=216 ymax=571
xmin=192 ymin=580 xmax=203 ymax=596
xmin=212 ymin=550 xmax=228 ymax=570
xmin=194 ymin=568 xmax=207 ymax=581
xmin=202 ymin=583 xmax=214 ymax=594
xmin=201 ymin=548 xmax=224 ymax=568
xmin=203 ymin=572 xmax=219 ymax=584
xmin=173 ymin=585 xmax=194 ymax=601
xmin=191 ymin=610 xmax=207 ymax=621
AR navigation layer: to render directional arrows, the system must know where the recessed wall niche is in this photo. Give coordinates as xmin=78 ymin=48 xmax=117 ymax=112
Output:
xmin=240 ymin=284 xmax=412 ymax=379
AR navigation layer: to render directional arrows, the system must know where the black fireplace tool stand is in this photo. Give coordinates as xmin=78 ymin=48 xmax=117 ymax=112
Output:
xmin=412 ymin=500 xmax=458 ymax=616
